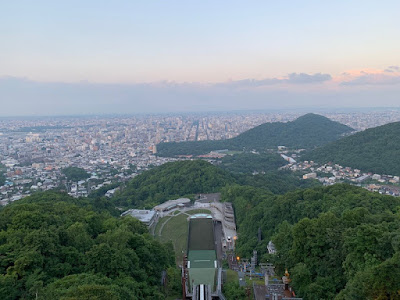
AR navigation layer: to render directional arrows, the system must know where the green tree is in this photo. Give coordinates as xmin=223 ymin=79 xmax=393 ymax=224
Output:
xmin=62 ymin=166 xmax=90 ymax=181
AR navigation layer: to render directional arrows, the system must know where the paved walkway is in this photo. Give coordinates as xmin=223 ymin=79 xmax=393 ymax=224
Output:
xmin=238 ymin=271 xmax=246 ymax=287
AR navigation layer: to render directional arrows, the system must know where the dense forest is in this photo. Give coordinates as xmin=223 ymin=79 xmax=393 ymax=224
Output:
xmin=112 ymin=160 xmax=236 ymax=208
xmin=222 ymin=184 xmax=400 ymax=299
xmin=236 ymin=171 xmax=321 ymax=195
xmin=304 ymin=121 xmax=400 ymax=176
xmin=112 ymin=159 xmax=319 ymax=208
xmin=218 ymin=152 xmax=287 ymax=174
xmin=156 ymin=113 xmax=353 ymax=156
xmin=0 ymin=192 xmax=177 ymax=299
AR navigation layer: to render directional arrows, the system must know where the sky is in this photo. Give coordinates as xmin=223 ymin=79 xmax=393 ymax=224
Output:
xmin=1 ymin=0 xmax=400 ymax=116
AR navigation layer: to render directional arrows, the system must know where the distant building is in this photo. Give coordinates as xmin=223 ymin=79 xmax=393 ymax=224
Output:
xmin=105 ymin=187 xmax=120 ymax=198
xmin=280 ymin=154 xmax=296 ymax=164
xmin=303 ymin=172 xmax=317 ymax=179
xmin=372 ymin=174 xmax=382 ymax=181
xmin=356 ymin=174 xmax=370 ymax=183
xmin=154 ymin=198 xmax=191 ymax=212
xmin=121 ymin=209 xmax=157 ymax=227
xmin=25 ymin=133 xmax=41 ymax=143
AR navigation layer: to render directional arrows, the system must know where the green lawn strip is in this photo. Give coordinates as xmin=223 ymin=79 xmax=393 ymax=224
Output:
xmin=226 ymin=269 xmax=239 ymax=283
xmin=159 ymin=213 xmax=189 ymax=264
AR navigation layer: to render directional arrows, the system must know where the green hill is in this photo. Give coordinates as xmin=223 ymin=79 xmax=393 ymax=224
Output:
xmin=222 ymin=183 xmax=400 ymax=299
xmin=112 ymin=160 xmax=236 ymax=208
xmin=112 ymin=158 xmax=321 ymax=208
xmin=156 ymin=113 xmax=353 ymax=156
xmin=304 ymin=121 xmax=400 ymax=175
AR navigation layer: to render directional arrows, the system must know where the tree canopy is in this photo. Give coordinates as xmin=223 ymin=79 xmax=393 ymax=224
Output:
xmin=62 ymin=166 xmax=90 ymax=181
xmin=112 ymin=160 xmax=235 ymax=208
xmin=111 ymin=159 xmax=319 ymax=209
xmin=0 ymin=191 xmax=176 ymax=299
xmin=222 ymin=184 xmax=400 ymax=299
xmin=218 ymin=152 xmax=287 ymax=174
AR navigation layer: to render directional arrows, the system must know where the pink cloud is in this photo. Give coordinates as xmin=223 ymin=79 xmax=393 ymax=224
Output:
xmin=336 ymin=67 xmax=400 ymax=86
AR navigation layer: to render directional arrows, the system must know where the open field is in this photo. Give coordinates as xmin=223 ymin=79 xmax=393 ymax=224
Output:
xmin=226 ymin=269 xmax=239 ymax=283
xmin=158 ymin=213 xmax=189 ymax=264
xmin=154 ymin=216 xmax=171 ymax=236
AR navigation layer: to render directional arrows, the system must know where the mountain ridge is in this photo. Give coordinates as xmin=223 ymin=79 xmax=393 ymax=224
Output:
xmin=304 ymin=120 xmax=400 ymax=175
xmin=156 ymin=113 xmax=354 ymax=156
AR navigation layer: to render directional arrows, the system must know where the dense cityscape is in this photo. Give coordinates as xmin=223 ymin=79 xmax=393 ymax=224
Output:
xmin=1 ymin=109 xmax=400 ymax=206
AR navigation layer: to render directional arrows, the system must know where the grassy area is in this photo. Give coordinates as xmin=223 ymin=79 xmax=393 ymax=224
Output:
xmin=158 ymin=214 xmax=189 ymax=264
xmin=226 ymin=269 xmax=239 ymax=283
xmin=154 ymin=216 xmax=171 ymax=236
xmin=186 ymin=209 xmax=212 ymax=215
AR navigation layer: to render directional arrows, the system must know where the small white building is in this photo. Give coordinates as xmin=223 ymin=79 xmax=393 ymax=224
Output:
xmin=303 ymin=172 xmax=317 ymax=180
xmin=372 ymin=174 xmax=382 ymax=181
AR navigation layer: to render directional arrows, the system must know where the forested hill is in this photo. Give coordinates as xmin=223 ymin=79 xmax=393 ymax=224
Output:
xmin=112 ymin=160 xmax=236 ymax=208
xmin=156 ymin=113 xmax=353 ymax=156
xmin=304 ymin=121 xmax=400 ymax=176
xmin=223 ymin=183 xmax=400 ymax=299
xmin=0 ymin=191 xmax=177 ymax=299
xmin=112 ymin=158 xmax=321 ymax=208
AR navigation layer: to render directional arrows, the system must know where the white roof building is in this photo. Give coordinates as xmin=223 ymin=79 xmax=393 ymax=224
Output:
xmin=121 ymin=209 xmax=157 ymax=227
xmin=154 ymin=198 xmax=191 ymax=212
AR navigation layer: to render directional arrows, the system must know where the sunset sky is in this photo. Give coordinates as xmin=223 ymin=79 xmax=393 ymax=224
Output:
xmin=1 ymin=0 xmax=399 ymax=115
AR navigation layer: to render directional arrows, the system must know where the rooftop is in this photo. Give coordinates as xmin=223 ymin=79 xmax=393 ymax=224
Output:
xmin=121 ymin=209 xmax=156 ymax=223
xmin=154 ymin=198 xmax=191 ymax=210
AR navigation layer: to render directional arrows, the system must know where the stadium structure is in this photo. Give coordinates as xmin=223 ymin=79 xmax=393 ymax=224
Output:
xmin=182 ymin=214 xmax=225 ymax=300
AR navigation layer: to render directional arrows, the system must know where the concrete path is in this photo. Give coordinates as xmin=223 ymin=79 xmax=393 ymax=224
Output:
xmin=238 ymin=271 xmax=246 ymax=287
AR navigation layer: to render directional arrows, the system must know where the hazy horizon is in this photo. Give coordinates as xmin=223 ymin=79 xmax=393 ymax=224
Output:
xmin=1 ymin=1 xmax=399 ymax=116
